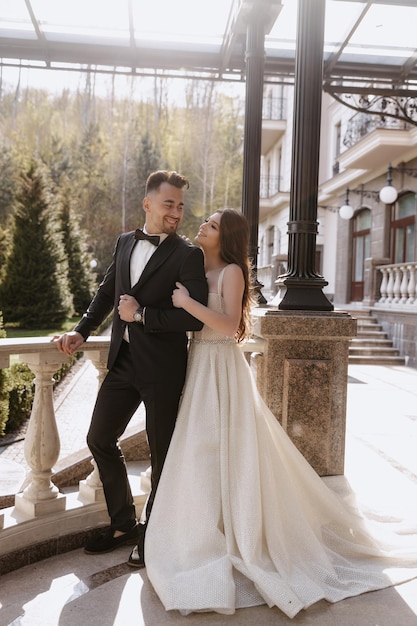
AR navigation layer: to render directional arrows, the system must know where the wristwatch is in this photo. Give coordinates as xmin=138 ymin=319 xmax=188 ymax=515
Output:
xmin=133 ymin=306 xmax=144 ymax=323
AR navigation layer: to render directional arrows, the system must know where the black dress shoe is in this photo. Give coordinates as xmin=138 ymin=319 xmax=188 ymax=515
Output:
xmin=84 ymin=523 xmax=139 ymax=554
xmin=127 ymin=544 xmax=145 ymax=568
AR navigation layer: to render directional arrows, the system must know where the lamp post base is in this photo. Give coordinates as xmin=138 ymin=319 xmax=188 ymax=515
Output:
xmin=275 ymin=279 xmax=334 ymax=311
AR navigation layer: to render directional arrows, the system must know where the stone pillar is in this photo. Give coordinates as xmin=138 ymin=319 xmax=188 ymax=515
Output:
xmin=15 ymin=352 xmax=69 ymax=517
xmin=252 ymin=309 xmax=357 ymax=476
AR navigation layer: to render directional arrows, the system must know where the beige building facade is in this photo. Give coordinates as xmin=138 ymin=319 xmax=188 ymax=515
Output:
xmin=258 ymin=86 xmax=417 ymax=367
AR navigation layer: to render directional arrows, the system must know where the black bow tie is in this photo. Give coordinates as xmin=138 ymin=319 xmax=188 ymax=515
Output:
xmin=135 ymin=229 xmax=160 ymax=246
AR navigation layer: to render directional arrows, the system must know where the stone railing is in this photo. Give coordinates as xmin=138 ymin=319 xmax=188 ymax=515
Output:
xmin=0 ymin=336 xmax=110 ymax=524
xmin=0 ymin=335 xmax=265 ymax=534
xmin=375 ymin=261 xmax=417 ymax=308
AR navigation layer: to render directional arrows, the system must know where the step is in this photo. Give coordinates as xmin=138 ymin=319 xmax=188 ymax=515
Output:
xmin=349 ymin=346 xmax=401 ymax=357
xmin=355 ymin=330 xmax=388 ymax=339
xmin=355 ymin=321 xmax=383 ymax=331
xmin=352 ymin=313 xmax=378 ymax=321
xmin=350 ymin=338 xmax=392 ymax=347
xmin=348 ymin=355 xmax=406 ymax=365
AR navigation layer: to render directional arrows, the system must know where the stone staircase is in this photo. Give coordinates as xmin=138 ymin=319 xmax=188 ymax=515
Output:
xmin=348 ymin=310 xmax=405 ymax=365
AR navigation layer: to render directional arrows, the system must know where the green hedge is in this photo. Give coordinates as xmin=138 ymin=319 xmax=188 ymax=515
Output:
xmin=0 ymin=357 xmax=79 ymax=436
xmin=5 ymin=362 xmax=35 ymax=433
xmin=0 ymin=368 xmax=9 ymax=436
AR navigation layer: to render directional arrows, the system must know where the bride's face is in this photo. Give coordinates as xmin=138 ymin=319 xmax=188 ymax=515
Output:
xmin=195 ymin=212 xmax=222 ymax=251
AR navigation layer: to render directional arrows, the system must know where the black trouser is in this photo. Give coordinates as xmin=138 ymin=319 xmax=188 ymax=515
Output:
xmin=87 ymin=340 xmax=182 ymax=531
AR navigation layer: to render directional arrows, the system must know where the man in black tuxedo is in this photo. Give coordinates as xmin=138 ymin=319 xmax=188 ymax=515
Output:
xmin=54 ymin=170 xmax=207 ymax=562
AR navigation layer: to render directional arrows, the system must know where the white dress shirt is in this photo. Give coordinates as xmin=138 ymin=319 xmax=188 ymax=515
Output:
xmin=124 ymin=229 xmax=168 ymax=341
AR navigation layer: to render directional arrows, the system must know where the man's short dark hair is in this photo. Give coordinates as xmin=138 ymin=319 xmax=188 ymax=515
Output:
xmin=145 ymin=170 xmax=189 ymax=195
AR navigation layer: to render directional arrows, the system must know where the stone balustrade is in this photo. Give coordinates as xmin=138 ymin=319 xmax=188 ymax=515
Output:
xmin=0 ymin=336 xmax=110 ymax=526
xmin=0 ymin=335 xmax=265 ymax=538
xmin=376 ymin=261 xmax=417 ymax=308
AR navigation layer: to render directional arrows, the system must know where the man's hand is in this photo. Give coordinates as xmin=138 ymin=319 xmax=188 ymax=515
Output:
xmin=118 ymin=294 xmax=140 ymax=322
xmin=52 ymin=331 xmax=84 ymax=356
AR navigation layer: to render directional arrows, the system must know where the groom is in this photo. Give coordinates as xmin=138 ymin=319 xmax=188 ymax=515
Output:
xmin=54 ymin=170 xmax=208 ymax=567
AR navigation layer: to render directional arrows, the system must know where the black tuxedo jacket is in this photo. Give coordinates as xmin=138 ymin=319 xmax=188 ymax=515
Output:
xmin=75 ymin=231 xmax=208 ymax=385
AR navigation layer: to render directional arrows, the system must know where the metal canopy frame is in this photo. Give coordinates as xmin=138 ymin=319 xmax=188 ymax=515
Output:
xmin=1 ymin=0 xmax=417 ymax=98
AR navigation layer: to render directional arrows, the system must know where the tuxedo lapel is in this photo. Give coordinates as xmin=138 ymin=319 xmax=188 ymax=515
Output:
xmin=122 ymin=234 xmax=138 ymax=292
xmin=132 ymin=235 xmax=178 ymax=290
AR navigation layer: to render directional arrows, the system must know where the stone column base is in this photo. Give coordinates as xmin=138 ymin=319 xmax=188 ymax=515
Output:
xmin=252 ymin=309 xmax=357 ymax=476
xmin=78 ymin=480 xmax=105 ymax=504
xmin=14 ymin=492 xmax=66 ymax=517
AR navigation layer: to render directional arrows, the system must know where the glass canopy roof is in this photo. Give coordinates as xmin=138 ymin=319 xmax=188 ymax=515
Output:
xmin=0 ymin=0 xmax=417 ymax=95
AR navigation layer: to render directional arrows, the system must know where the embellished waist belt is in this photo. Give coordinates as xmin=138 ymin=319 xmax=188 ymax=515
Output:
xmin=191 ymin=338 xmax=235 ymax=345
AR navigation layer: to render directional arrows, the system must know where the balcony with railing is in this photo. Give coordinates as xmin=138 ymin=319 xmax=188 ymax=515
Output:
xmin=260 ymin=175 xmax=281 ymax=199
xmin=261 ymin=96 xmax=287 ymax=154
xmin=337 ymin=111 xmax=415 ymax=171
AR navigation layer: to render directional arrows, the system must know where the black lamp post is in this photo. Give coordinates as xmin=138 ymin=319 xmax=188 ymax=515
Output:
xmin=276 ymin=0 xmax=333 ymax=311
xmin=240 ymin=0 xmax=282 ymax=305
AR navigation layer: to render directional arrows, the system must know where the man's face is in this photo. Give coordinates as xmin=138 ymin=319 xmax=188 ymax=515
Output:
xmin=143 ymin=182 xmax=185 ymax=235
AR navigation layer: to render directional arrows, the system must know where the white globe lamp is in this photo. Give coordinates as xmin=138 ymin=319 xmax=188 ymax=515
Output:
xmin=379 ymin=184 xmax=398 ymax=204
xmin=379 ymin=164 xmax=398 ymax=205
xmin=339 ymin=203 xmax=354 ymax=220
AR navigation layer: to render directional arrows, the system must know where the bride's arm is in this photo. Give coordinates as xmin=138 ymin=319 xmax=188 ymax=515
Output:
xmin=172 ymin=264 xmax=244 ymax=338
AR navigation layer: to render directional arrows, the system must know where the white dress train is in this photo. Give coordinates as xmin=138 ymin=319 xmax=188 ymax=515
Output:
xmin=145 ymin=268 xmax=417 ymax=619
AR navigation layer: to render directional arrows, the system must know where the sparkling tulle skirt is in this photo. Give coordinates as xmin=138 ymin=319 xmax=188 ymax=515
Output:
xmin=145 ymin=299 xmax=417 ymax=618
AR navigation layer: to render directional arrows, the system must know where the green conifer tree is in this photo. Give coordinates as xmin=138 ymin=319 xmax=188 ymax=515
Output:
xmin=136 ymin=133 xmax=162 ymax=189
xmin=59 ymin=185 xmax=96 ymax=315
xmin=0 ymin=145 xmax=18 ymax=224
xmin=0 ymin=163 xmax=73 ymax=328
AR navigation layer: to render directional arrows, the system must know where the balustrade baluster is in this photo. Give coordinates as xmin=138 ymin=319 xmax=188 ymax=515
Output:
xmin=400 ymin=265 xmax=409 ymax=304
xmin=379 ymin=268 xmax=388 ymax=302
xmin=393 ymin=267 xmax=402 ymax=303
xmin=78 ymin=348 xmax=108 ymax=503
xmin=386 ymin=267 xmax=395 ymax=303
xmin=15 ymin=354 xmax=68 ymax=517
xmin=408 ymin=264 xmax=417 ymax=305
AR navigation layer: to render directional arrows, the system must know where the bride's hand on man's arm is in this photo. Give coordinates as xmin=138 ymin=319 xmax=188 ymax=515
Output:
xmin=172 ymin=282 xmax=190 ymax=308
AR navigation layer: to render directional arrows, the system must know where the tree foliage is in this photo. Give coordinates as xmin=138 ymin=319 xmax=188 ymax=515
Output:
xmin=0 ymin=75 xmax=244 ymax=296
xmin=0 ymin=313 xmax=8 ymax=435
xmin=58 ymin=184 xmax=96 ymax=315
xmin=0 ymin=163 xmax=73 ymax=328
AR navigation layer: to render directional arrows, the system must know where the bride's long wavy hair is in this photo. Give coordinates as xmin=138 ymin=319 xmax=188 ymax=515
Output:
xmin=216 ymin=208 xmax=256 ymax=342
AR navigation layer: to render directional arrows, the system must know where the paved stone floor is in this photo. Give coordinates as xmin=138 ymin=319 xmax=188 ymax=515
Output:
xmin=1 ymin=363 xmax=417 ymax=625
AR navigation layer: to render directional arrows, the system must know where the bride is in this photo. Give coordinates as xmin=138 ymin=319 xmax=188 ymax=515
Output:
xmin=143 ymin=208 xmax=417 ymax=619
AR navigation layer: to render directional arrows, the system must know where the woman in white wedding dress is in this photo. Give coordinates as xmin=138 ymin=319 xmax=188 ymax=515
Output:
xmin=145 ymin=208 xmax=417 ymax=619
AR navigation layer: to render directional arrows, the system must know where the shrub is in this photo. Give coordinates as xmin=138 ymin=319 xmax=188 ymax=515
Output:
xmin=0 ymin=368 xmax=9 ymax=436
xmin=5 ymin=362 xmax=35 ymax=433
xmin=0 ymin=312 xmax=8 ymax=435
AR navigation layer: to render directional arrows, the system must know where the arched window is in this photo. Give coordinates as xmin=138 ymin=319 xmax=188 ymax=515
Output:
xmin=390 ymin=192 xmax=416 ymax=263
